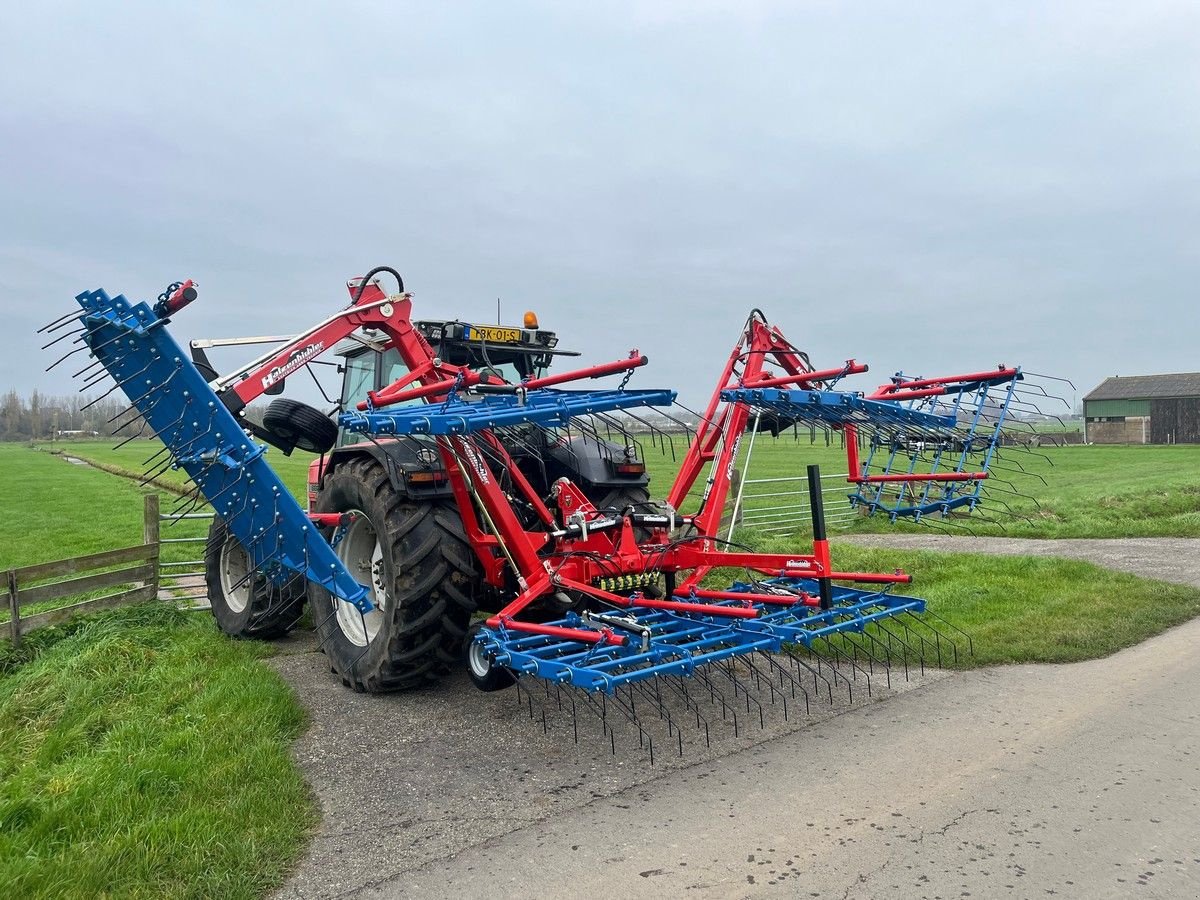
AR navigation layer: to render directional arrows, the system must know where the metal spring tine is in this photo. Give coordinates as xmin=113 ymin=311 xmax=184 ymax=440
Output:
xmin=738 ymin=653 xmax=789 ymax=722
xmin=38 ymin=309 xmax=85 ymax=334
xmin=857 ymin=627 xmax=901 ymax=682
xmin=692 ymin=665 xmax=740 ymax=737
xmin=754 ymin=651 xmax=811 ymax=716
xmin=138 ymin=455 xmax=177 ymax=487
xmin=112 ymin=419 xmax=149 ymax=449
xmin=574 ymin=688 xmax=618 ymax=755
xmin=40 ymin=325 xmax=85 ymax=351
xmin=811 ymin=637 xmax=871 ymax=699
xmin=630 ymin=681 xmax=681 ymax=754
xmin=78 ymin=377 xmax=125 ymax=408
xmin=891 ymin=616 xmax=938 ymax=669
xmin=107 ymin=403 xmax=142 ymax=427
xmin=606 ymin=691 xmax=655 ymax=763
xmin=660 ymin=677 xmax=711 ymax=748
xmin=714 ymin=656 xmax=759 ymax=717
xmin=46 ymin=339 xmax=99 ymax=372
xmin=920 ymin=608 xmax=973 ymax=656
xmin=72 ymin=330 xmax=131 ymax=373
xmin=839 ymin=632 xmax=891 ymax=690
xmin=782 ymin=645 xmax=840 ymax=704
xmin=80 ymin=358 xmax=155 ymax=410
xmin=903 ymin=612 xmax=960 ymax=665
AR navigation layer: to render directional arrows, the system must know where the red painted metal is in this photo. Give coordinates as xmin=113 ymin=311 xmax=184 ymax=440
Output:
xmin=521 ymin=352 xmax=648 ymax=390
xmin=490 ymin=617 xmax=627 ymax=646
xmin=676 ymin=588 xmax=820 ymax=607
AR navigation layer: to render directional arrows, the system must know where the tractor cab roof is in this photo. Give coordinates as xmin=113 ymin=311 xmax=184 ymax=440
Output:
xmin=334 ymin=320 xmax=581 ymax=367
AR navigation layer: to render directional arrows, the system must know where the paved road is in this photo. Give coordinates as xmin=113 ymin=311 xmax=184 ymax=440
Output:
xmin=274 ymin=538 xmax=1200 ymax=899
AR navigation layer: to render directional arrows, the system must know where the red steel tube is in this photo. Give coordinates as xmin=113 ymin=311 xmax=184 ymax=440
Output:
xmin=829 ymin=571 xmax=913 ymax=584
xmin=522 ymin=354 xmax=647 ymax=390
xmin=487 ymin=617 xmax=626 ymax=646
xmin=631 ymin=596 xmax=759 ymax=618
xmin=869 ymin=367 xmax=1016 ymax=399
xmin=746 ymin=360 xmax=868 ymax=390
xmin=675 ymin=588 xmax=819 ymax=607
xmin=851 ymin=472 xmax=988 ymax=483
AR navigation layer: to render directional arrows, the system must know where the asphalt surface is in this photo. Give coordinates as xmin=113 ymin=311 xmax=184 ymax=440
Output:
xmin=272 ymin=537 xmax=1200 ymax=899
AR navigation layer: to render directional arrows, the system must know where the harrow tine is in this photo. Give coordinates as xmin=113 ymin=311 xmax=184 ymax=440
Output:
xmin=38 ymin=309 xmax=85 ymax=334
xmin=754 ymin=651 xmax=811 ymax=716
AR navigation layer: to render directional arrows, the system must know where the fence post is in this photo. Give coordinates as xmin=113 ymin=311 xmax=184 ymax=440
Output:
xmin=144 ymin=494 xmax=160 ymax=600
xmin=7 ymin=569 xmax=19 ymax=648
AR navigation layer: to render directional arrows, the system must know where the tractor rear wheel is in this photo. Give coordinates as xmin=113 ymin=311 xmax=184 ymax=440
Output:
xmin=590 ymin=485 xmax=654 ymax=540
xmin=204 ymin=517 xmax=307 ymax=639
xmin=310 ymin=457 xmax=480 ymax=692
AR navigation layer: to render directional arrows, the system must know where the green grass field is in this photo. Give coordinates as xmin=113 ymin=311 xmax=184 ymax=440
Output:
xmin=41 ymin=435 xmax=1200 ymax=541
xmin=640 ymin=437 xmax=1200 ymax=540
xmin=0 ymin=603 xmax=315 ymax=898
xmin=0 ymin=445 xmax=315 ymax=898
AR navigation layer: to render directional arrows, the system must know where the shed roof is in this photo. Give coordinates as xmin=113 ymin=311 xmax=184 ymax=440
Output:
xmin=1084 ymin=372 xmax=1200 ymax=401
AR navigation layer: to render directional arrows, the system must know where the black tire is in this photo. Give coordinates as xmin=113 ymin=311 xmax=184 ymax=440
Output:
xmin=589 ymin=485 xmax=654 ymax=541
xmin=204 ymin=517 xmax=307 ymax=639
xmin=311 ymin=457 xmax=480 ymax=692
xmin=263 ymin=398 xmax=339 ymax=454
xmin=590 ymin=485 xmax=652 ymax=517
xmin=464 ymin=621 xmax=516 ymax=692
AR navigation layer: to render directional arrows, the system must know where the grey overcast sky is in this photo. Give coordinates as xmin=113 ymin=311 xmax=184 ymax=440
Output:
xmin=2 ymin=1 xmax=1198 ymax=409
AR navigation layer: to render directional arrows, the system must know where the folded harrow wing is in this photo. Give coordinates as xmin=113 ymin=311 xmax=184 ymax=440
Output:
xmin=42 ymin=272 xmax=1058 ymax=759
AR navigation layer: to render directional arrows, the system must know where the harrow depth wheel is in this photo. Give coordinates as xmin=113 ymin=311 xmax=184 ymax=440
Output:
xmin=204 ymin=517 xmax=307 ymax=640
xmin=465 ymin=621 xmax=516 ymax=692
xmin=311 ymin=457 xmax=480 ymax=692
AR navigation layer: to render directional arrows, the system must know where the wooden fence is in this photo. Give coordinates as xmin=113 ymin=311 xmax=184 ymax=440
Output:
xmin=4 ymin=495 xmax=161 ymax=647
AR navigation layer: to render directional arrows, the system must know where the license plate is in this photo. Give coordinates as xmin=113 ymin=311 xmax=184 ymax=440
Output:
xmin=465 ymin=326 xmax=523 ymax=343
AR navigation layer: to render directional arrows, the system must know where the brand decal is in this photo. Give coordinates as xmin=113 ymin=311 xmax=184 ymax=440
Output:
xmin=262 ymin=342 xmax=324 ymax=389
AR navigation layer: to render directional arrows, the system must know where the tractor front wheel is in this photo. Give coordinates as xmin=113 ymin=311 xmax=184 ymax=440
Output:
xmin=204 ymin=517 xmax=307 ymax=639
xmin=311 ymin=457 xmax=479 ymax=692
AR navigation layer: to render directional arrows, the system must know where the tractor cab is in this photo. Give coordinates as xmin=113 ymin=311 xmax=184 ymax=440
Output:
xmin=309 ymin=314 xmax=651 ymax=512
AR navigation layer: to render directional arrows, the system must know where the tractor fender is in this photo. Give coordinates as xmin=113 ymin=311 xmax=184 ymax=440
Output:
xmin=315 ymin=439 xmax=456 ymax=502
xmin=541 ymin=431 xmax=650 ymax=491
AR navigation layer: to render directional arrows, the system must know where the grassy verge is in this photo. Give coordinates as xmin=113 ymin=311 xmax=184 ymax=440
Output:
xmin=40 ymin=439 xmax=316 ymax=504
xmin=0 ymin=603 xmax=315 ymax=899
xmin=824 ymin=540 xmax=1200 ymax=667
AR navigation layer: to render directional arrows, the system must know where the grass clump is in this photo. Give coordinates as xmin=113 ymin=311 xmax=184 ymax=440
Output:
xmin=0 ymin=603 xmax=315 ymax=899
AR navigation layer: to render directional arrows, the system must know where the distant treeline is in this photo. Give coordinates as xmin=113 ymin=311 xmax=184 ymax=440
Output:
xmin=0 ymin=390 xmax=143 ymax=441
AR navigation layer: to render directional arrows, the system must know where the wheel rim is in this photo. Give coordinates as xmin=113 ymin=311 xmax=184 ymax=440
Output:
xmin=334 ymin=510 xmax=386 ymax=647
xmin=467 ymin=636 xmax=492 ymax=679
xmin=219 ymin=535 xmax=253 ymax=614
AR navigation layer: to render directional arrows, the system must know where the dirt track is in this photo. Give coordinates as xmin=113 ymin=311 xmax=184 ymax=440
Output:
xmin=271 ymin=537 xmax=1200 ymax=899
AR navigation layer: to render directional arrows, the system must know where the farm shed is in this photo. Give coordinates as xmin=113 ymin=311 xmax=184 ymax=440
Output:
xmin=1083 ymin=372 xmax=1200 ymax=444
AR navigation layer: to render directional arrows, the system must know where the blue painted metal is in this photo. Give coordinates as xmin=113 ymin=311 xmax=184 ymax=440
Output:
xmin=722 ymin=374 xmax=1024 ymax=522
xmin=720 ymin=387 xmax=956 ymax=433
xmin=852 ymin=369 xmax=1022 ymax=521
xmin=340 ymin=387 xmax=677 ymax=437
xmin=73 ymin=289 xmax=371 ymax=610
xmin=472 ymin=578 xmax=925 ymax=693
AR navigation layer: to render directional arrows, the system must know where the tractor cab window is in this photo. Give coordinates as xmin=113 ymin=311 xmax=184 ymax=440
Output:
xmin=338 ymin=352 xmax=375 ymax=448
